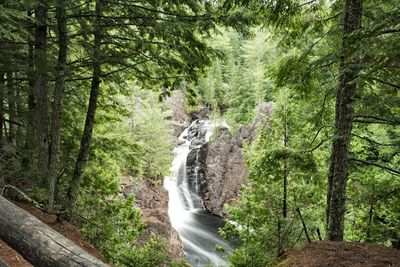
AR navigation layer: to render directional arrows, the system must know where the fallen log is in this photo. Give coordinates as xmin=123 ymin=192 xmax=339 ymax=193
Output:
xmin=0 ymin=195 xmax=109 ymax=267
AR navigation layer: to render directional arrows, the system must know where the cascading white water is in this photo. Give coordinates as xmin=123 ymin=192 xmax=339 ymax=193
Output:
xmin=164 ymin=120 xmax=233 ymax=266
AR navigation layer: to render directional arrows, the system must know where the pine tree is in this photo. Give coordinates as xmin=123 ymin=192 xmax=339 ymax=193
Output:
xmin=48 ymin=0 xmax=68 ymax=208
xmin=326 ymin=0 xmax=362 ymax=241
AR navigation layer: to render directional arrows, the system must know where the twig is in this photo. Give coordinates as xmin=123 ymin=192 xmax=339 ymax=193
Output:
xmin=292 ymin=228 xmax=304 ymax=248
xmin=316 ymin=227 xmax=322 ymax=240
xmin=306 ymin=138 xmax=330 ymax=152
xmin=307 ymin=125 xmax=326 ymax=149
xmin=296 ymin=208 xmax=311 ymax=243
xmin=4 ymin=118 xmax=24 ymax=127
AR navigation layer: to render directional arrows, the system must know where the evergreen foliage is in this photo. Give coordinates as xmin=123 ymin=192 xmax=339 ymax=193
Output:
xmin=190 ymin=29 xmax=273 ymax=129
xmin=218 ymin=0 xmax=400 ymax=265
xmin=0 ymin=0 xmax=399 ymax=266
xmin=0 ymin=0 xmax=247 ymax=265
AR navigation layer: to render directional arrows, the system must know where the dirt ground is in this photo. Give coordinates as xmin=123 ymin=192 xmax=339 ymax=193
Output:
xmin=0 ymin=201 xmax=104 ymax=266
xmin=279 ymin=240 xmax=400 ymax=267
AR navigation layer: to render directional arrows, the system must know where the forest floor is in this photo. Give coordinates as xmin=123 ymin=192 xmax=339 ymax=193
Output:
xmin=279 ymin=240 xmax=400 ymax=267
xmin=0 ymin=201 xmax=104 ymax=267
xmin=2 ymin=202 xmax=400 ymax=267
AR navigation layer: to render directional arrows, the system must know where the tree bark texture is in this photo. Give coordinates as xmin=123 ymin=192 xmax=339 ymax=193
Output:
xmin=0 ymin=73 xmax=4 ymax=188
xmin=22 ymin=10 xmax=36 ymax=169
xmin=67 ymin=0 xmax=102 ymax=209
xmin=327 ymin=0 xmax=362 ymax=241
xmin=278 ymin=104 xmax=289 ymax=256
xmin=0 ymin=195 xmax=109 ymax=267
xmin=15 ymin=78 xmax=24 ymax=149
xmin=34 ymin=1 xmax=49 ymax=176
xmin=6 ymin=72 xmax=16 ymax=147
xmin=0 ymin=73 xmax=4 ymax=145
xmin=283 ymin=108 xmax=288 ymax=219
xmin=48 ymin=0 xmax=68 ymax=208
xmin=325 ymin=152 xmax=334 ymax=234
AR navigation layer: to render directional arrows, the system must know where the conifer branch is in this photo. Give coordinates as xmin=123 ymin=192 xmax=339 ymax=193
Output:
xmin=349 ymin=158 xmax=400 ymax=175
xmin=367 ymin=77 xmax=400 ymax=89
xmin=352 ymin=133 xmax=399 ymax=147
xmin=353 ymin=115 xmax=400 ymax=125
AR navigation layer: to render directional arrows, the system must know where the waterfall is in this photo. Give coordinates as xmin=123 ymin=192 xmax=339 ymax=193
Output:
xmin=164 ymin=120 xmax=233 ymax=266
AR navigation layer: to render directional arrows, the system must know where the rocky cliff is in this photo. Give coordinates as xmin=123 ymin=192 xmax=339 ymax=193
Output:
xmin=186 ymin=126 xmax=247 ymax=218
xmin=205 ymin=127 xmax=247 ymax=218
xmin=186 ymin=102 xmax=273 ymax=218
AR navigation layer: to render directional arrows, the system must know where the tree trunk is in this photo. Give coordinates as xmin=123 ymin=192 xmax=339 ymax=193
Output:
xmin=22 ymin=10 xmax=36 ymax=169
xmin=0 ymin=170 xmax=4 ymax=190
xmin=0 ymin=72 xmax=4 ymax=146
xmin=48 ymin=0 xmax=68 ymax=208
xmin=67 ymin=0 xmax=102 ymax=209
xmin=34 ymin=0 xmax=49 ymax=178
xmin=6 ymin=72 xmax=16 ymax=147
xmin=326 ymin=0 xmax=362 ymax=241
xmin=278 ymin=104 xmax=289 ymax=256
xmin=15 ymin=76 xmax=24 ymax=149
xmin=366 ymin=202 xmax=373 ymax=241
xmin=283 ymin=106 xmax=288 ymax=219
xmin=0 ymin=195 xmax=108 ymax=267
xmin=0 ymin=73 xmax=4 ymax=187
xmin=325 ymin=152 xmax=334 ymax=234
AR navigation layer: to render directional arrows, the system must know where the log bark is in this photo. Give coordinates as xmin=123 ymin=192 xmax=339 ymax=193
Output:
xmin=0 ymin=195 xmax=109 ymax=267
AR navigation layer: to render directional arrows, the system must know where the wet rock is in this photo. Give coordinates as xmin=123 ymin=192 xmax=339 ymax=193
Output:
xmin=185 ymin=124 xmax=243 ymax=218
xmin=190 ymin=106 xmax=211 ymax=121
xmin=189 ymin=138 xmax=204 ymax=149
xmin=187 ymin=120 xmax=205 ymax=140
xmin=186 ymin=102 xmax=273 ymax=218
xmin=186 ymin=144 xmax=208 ymax=196
xmin=202 ymin=127 xmax=246 ymax=218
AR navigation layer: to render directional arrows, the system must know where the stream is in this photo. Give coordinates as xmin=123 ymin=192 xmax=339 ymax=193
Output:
xmin=164 ymin=120 xmax=234 ymax=266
